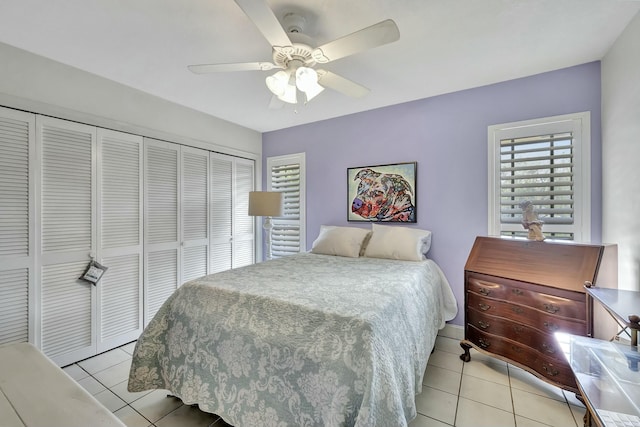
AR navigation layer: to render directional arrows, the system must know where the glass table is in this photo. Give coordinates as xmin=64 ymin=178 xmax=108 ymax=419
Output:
xmin=585 ymin=286 xmax=640 ymax=347
xmin=556 ymin=332 xmax=640 ymax=427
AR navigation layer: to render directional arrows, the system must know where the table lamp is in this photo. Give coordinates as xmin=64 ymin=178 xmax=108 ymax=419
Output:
xmin=248 ymin=191 xmax=284 ymax=260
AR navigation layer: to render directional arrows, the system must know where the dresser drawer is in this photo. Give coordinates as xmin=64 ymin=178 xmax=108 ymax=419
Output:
xmin=467 ymin=325 xmax=577 ymax=390
xmin=466 ymin=308 xmax=570 ymax=362
xmin=467 ymin=273 xmax=586 ymax=320
xmin=467 ymin=291 xmax=587 ymax=334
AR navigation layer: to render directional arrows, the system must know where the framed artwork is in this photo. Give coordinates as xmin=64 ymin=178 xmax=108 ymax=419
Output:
xmin=347 ymin=162 xmax=417 ymax=222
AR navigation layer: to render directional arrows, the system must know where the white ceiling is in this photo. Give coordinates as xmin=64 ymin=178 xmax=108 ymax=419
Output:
xmin=1 ymin=1 xmax=638 ymax=133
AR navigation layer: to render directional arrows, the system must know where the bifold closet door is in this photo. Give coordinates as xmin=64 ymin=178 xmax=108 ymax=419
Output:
xmin=210 ymin=153 xmax=255 ymax=273
xmin=210 ymin=154 xmax=233 ymax=273
xmin=232 ymin=158 xmax=255 ymax=268
xmin=37 ymin=116 xmax=97 ymax=366
xmin=97 ymin=129 xmax=143 ymax=352
xmin=144 ymin=138 xmax=179 ymax=325
xmin=181 ymin=146 xmax=209 ymax=283
xmin=0 ymin=107 xmax=35 ymax=347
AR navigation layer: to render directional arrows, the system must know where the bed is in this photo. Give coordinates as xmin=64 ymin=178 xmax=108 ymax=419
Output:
xmin=128 ymin=225 xmax=457 ymax=427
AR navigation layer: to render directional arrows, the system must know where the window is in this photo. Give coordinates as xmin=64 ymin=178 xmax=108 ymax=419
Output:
xmin=267 ymin=153 xmax=306 ymax=258
xmin=488 ymin=112 xmax=590 ymax=241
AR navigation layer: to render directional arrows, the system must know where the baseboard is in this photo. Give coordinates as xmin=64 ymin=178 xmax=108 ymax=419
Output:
xmin=438 ymin=323 xmax=464 ymax=340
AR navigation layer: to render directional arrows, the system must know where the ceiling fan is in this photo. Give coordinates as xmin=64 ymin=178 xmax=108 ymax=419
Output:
xmin=188 ymin=0 xmax=400 ymax=105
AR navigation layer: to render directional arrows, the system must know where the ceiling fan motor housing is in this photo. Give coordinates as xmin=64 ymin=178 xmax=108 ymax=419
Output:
xmin=272 ymin=43 xmax=316 ymax=71
xmin=272 ymin=13 xmax=321 ymax=71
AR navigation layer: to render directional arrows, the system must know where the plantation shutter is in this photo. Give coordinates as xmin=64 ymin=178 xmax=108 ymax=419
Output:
xmin=499 ymin=133 xmax=574 ymax=240
xmin=181 ymin=147 xmax=210 ymax=283
xmin=0 ymin=107 xmax=34 ymax=346
xmin=144 ymin=138 xmax=179 ymax=324
xmin=268 ymin=153 xmax=306 ymax=258
xmin=97 ymin=129 xmax=143 ymax=351
xmin=38 ymin=116 xmax=96 ymax=366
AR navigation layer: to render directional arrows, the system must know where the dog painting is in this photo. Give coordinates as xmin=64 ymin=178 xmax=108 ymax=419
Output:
xmin=348 ymin=162 xmax=417 ymax=222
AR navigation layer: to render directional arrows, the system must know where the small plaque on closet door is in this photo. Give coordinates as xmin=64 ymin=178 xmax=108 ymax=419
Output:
xmin=79 ymin=260 xmax=108 ymax=285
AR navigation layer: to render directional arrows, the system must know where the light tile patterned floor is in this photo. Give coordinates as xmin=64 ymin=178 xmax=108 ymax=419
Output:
xmin=62 ymin=336 xmax=585 ymax=427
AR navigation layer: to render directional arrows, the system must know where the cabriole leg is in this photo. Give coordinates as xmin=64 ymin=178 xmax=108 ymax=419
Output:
xmin=460 ymin=341 xmax=471 ymax=362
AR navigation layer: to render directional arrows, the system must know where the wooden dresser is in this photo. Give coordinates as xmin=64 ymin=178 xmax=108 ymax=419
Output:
xmin=460 ymin=236 xmax=617 ymax=393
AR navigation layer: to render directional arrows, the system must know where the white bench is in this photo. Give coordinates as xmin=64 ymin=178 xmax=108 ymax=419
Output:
xmin=0 ymin=342 xmax=126 ymax=427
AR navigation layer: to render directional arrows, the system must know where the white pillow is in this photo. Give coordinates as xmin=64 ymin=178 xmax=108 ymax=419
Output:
xmin=364 ymin=223 xmax=432 ymax=261
xmin=311 ymin=225 xmax=371 ymax=258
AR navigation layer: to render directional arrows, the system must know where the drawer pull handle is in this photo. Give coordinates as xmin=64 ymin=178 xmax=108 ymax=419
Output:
xmin=542 ymin=363 xmax=559 ymax=377
xmin=478 ymin=338 xmax=490 ymax=349
xmin=479 ymin=303 xmax=490 ymax=311
xmin=543 ymin=303 xmax=560 ymax=314
xmin=479 ymin=288 xmax=490 ymax=296
xmin=542 ymin=343 xmax=556 ymax=354
xmin=544 ymin=321 xmax=559 ymax=332
xmin=513 ymin=325 xmax=524 ymax=334
xmin=512 ymin=289 xmax=524 ymax=296
xmin=478 ymin=320 xmax=490 ymax=330
xmin=512 ymin=306 xmax=524 ymax=314
xmin=511 ymin=345 xmax=522 ymax=353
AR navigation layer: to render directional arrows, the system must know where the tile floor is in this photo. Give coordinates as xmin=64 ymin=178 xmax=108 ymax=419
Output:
xmin=62 ymin=335 xmax=586 ymax=427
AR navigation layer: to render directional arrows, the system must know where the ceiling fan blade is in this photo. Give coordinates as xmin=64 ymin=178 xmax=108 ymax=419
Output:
xmin=188 ymin=62 xmax=278 ymax=74
xmin=312 ymin=19 xmax=400 ymax=64
xmin=234 ymin=0 xmax=291 ymax=48
xmin=317 ymin=70 xmax=369 ymax=98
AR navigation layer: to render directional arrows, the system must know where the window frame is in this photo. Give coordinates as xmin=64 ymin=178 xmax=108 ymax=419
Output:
xmin=488 ymin=112 xmax=591 ymax=242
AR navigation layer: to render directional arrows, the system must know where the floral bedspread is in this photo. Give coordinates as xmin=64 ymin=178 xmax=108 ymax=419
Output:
xmin=128 ymin=253 xmax=457 ymax=427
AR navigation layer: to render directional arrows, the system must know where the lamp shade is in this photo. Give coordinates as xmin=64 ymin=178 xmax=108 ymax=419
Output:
xmin=248 ymin=191 xmax=284 ymax=217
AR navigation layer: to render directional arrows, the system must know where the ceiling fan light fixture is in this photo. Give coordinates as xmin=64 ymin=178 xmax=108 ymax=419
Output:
xmin=278 ymin=82 xmax=298 ymax=104
xmin=265 ymin=70 xmax=289 ymax=96
xmin=302 ymin=81 xmax=325 ymax=102
xmin=295 ymin=67 xmax=317 ymax=90
xmin=295 ymin=66 xmax=324 ymax=102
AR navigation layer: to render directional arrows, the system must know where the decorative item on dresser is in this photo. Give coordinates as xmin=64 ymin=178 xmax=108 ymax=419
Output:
xmin=459 ymin=236 xmax=617 ymax=394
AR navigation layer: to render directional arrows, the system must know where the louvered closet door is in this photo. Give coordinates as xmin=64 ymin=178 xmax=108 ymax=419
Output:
xmin=144 ymin=138 xmax=179 ymax=325
xmin=37 ymin=116 xmax=97 ymax=366
xmin=210 ymin=154 xmax=255 ymax=271
xmin=97 ymin=129 xmax=143 ymax=352
xmin=233 ymin=158 xmax=255 ymax=268
xmin=210 ymin=153 xmax=233 ymax=273
xmin=0 ymin=107 xmax=35 ymax=346
xmin=181 ymin=147 xmax=209 ymax=283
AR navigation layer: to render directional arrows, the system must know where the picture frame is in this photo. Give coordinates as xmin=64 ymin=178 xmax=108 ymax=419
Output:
xmin=347 ymin=161 xmax=417 ymax=222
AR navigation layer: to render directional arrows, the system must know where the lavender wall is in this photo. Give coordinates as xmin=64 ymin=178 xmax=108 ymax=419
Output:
xmin=263 ymin=62 xmax=602 ymax=326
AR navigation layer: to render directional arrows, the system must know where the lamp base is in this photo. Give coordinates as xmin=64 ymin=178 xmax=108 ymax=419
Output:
xmin=263 ymin=216 xmax=273 ymax=260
